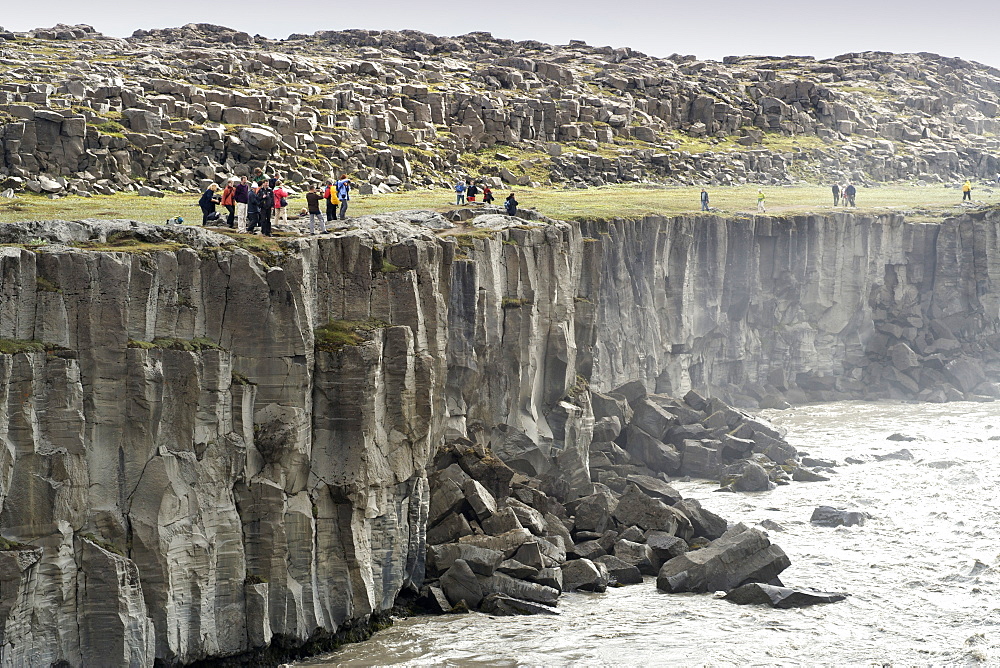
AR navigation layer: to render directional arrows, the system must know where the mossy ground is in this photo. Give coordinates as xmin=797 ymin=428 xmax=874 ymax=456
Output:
xmin=1 ymin=183 xmax=996 ymax=227
xmin=127 ymin=337 xmax=222 ymax=351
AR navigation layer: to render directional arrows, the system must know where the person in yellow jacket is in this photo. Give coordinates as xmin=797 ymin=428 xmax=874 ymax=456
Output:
xmin=962 ymin=180 xmax=972 ymax=201
xmin=756 ymin=189 xmax=766 ymax=213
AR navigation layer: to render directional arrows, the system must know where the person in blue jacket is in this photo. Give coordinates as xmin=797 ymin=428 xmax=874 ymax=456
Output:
xmin=700 ymin=188 xmax=710 ymax=211
xmin=335 ymin=175 xmax=352 ymax=220
xmin=199 ymin=183 xmax=221 ymax=225
xmin=455 ymin=180 xmax=467 ymax=205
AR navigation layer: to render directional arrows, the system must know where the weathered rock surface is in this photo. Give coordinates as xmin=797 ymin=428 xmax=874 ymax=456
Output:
xmin=723 ymin=583 xmax=848 ymax=608
xmin=656 ymin=524 xmax=790 ymax=594
xmin=810 ymin=506 xmax=870 ymax=527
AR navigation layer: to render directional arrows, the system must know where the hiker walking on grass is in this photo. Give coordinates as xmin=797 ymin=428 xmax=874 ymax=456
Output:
xmin=336 ymin=175 xmax=352 ymax=220
xmin=483 ymin=185 xmax=494 ymax=204
xmin=504 ymin=192 xmax=518 ymax=217
xmin=455 ymin=179 xmax=466 ymax=205
xmin=305 ymin=184 xmax=327 ymax=235
xmin=963 ymin=179 xmax=972 ymax=201
xmin=700 ymin=188 xmax=709 ymax=211
xmin=756 ymin=189 xmax=766 ymax=213
xmin=845 ymin=183 xmax=857 ymax=207
xmin=832 ymin=183 xmax=840 ymax=207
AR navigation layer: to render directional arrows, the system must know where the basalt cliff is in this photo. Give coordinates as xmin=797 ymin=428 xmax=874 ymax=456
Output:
xmin=0 ymin=206 xmax=999 ymax=664
xmin=2 ymin=23 xmax=1000 ymax=197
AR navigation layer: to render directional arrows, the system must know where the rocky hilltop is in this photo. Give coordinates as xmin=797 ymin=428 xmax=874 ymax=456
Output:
xmin=1 ymin=206 xmax=999 ymax=664
xmin=2 ymin=23 xmax=1000 ymax=196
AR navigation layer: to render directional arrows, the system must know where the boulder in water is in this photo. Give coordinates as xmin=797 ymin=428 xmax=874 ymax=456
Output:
xmin=480 ymin=593 xmax=560 ymax=615
xmin=723 ymin=583 xmax=848 ymax=608
xmin=441 ymin=559 xmax=484 ymax=608
xmin=875 ymin=448 xmax=914 ymax=461
xmin=810 ymin=506 xmax=869 ymax=527
xmin=561 ymin=558 xmax=609 ymax=592
xmin=595 ymin=554 xmax=643 ymax=585
xmin=656 ymin=524 xmax=790 ymax=594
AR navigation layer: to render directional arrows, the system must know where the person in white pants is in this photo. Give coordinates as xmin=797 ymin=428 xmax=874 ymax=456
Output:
xmin=273 ymin=180 xmax=289 ymax=224
xmin=234 ymin=175 xmax=250 ymax=231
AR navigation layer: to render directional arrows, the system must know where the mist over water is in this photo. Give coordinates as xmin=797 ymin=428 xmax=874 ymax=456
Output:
xmin=303 ymin=401 xmax=1000 ymax=666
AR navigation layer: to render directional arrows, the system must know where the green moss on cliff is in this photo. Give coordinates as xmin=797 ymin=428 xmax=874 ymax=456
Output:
xmin=315 ymin=319 xmax=390 ymax=352
xmin=0 ymin=338 xmax=54 ymax=354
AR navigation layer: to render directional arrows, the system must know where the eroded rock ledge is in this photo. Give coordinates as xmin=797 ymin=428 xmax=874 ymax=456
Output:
xmin=0 ymin=208 xmax=997 ymax=664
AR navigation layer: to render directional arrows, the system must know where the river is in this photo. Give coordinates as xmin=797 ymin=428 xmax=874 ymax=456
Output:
xmin=302 ymin=401 xmax=1000 ymax=666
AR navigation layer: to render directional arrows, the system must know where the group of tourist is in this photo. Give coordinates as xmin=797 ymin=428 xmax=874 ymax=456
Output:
xmin=831 ymin=183 xmax=858 ymax=207
xmin=199 ymin=170 xmax=353 ymax=235
xmin=454 ymin=178 xmax=520 ymax=216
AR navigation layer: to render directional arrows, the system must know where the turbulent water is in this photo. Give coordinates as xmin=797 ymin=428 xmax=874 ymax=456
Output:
xmin=303 ymin=401 xmax=1000 ymax=666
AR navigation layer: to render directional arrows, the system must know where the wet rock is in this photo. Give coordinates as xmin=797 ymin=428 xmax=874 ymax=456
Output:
xmin=645 ymin=530 xmax=688 ymax=561
xmin=570 ymin=540 xmax=607 ymax=560
xmin=723 ymin=583 xmax=848 ymax=608
xmin=613 ymin=539 xmax=658 ymax=575
xmin=478 ymin=572 xmax=560 ymax=606
xmin=656 ymin=524 xmax=790 ymax=594
xmin=625 ymin=474 xmax=682 ymax=504
xmin=757 ymin=519 xmax=785 ymax=532
xmin=532 ymin=567 xmax=564 ymax=591
xmin=886 ymin=433 xmax=917 ymax=442
xmin=428 ymin=544 xmax=504 ymax=576
xmin=561 ymin=558 xmax=609 ymax=592
xmin=572 ymin=491 xmax=618 ymax=533
xmin=441 ymin=559 xmax=484 ymax=608
xmin=480 ymin=593 xmax=560 ymax=615
xmin=810 ymin=506 xmax=869 ymax=527
xmin=721 ymin=460 xmax=774 ymax=492
xmin=791 ymin=467 xmax=830 ymax=482
xmin=875 ymin=448 xmax=914 ymax=461
xmin=613 ymin=484 xmax=687 ymax=533
xmin=497 ymin=559 xmax=539 ymax=579
xmin=595 ymin=554 xmax=643 ymax=585
xmin=673 ymin=499 xmax=728 ymax=540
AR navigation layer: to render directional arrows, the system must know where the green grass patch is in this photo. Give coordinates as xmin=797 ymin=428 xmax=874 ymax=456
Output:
xmin=80 ymin=532 xmax=124 ymax=557
xmin=315 ymin=318 xmax=390 ymax=352
xmin=379 ymin=258 xmax=402 ymax=273
xmin=501 ymin=297 xmax=532 ymax=308
xmin=36 ymin=276 xmax=61 ymax=293
xmin=0 ymin=338 xmax=56 ymax=355
xmin=0 ymin=536 xmax=32 ymax=551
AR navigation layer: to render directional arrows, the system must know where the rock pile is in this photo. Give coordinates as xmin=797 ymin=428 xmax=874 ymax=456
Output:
xmin=2 ymin=24 xmax=1000 ymax=196
xmin=587 ymin=384 xmax=833 ymax=492
xmin=420 ymin=440 xmax=796 ymax=615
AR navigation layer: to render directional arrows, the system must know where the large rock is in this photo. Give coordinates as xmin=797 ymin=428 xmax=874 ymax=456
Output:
xmin=673 ymin=499 xmax=728 ymax=540
xmin=723 ymin=583 xmax=848 ymax=608
xmin=810 ymin=506 xmax=869 ymax=527
xmin=477 ymin=572 xmax=560 ymax=606
xmin=561 ymin=558 xmax=609 ymax=592
xmin=428 ymin=543 xmax=504 ymax=576
xmin=572 ymin=491 xmax=618 ymax=533
xmin=656 ymin=524 xmax=790 ymax=593
xmin=480 ymin=593 xmax=560 ymax=615
xmin=613 ymin=484 xmax=687 ymax=533
xmin=613 ymin=539 xmax=658 ymax=575
xmin=441 ymin=559 xmax=484 ymax=608
xmin=594 ymin=554 xmax=643 ymax=585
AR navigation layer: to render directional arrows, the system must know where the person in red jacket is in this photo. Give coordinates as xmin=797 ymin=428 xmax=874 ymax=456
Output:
xmin=220 ymin=180 xmax=237 ymax=228
xmin=272 ymin=180 xmax=289 ymax=225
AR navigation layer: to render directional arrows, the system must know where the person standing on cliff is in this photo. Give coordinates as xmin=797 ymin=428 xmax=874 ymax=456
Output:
xmin=467 ymin=180 xmax=479 ymax=203
xmin=832 ymin=183 xmax=840 ymax=207
xmin=963 ymin=180 xmax=973 ymax=201
xmin=455 ymin=179 xmax=467 ymax=205
xmin=845 ymin=183 xmax=857 ymax=207
xmin=756 ymin=189 xmax=766 ymax=213
xmin=234 ymin=176 xmax=250 ymax=231
xmin=700 ymin=188 xmax=710 ymax=211
xmin=323 ymin=179 xmax=339 ymax=222
xmin=336 ymin=175 xmax=352 ymax=220
xmin=272 ymin=180 xmax=289 ymax=225
xmin=483 ymin=184 xmax=494 ymax=204
xmin=305 ymin=184 xmax=327 ymax=235
xmin=504 ymin=192 xmax=518 ymax=217
xmin=220 ymin=180 xmax=237 ymax=228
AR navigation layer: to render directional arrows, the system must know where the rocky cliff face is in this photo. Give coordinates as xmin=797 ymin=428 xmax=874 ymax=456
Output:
xmin=0 ymin=208 xmax=998 ymax=664
xmin=2 ymin=24 xmax=1000 ymax=198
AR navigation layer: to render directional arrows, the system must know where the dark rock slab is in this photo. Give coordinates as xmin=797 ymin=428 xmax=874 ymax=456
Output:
xmin=480 ymin=593 xmax=560 ymax=615
xmin=723 ymin=583 xmax=848 ymax=608
xmin=810 ymin=506 xmax=869 ymax=527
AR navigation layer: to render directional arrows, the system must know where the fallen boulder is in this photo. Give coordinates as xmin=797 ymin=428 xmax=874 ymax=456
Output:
xmin=723 ymin=583 xmax=848 ymax=608
xmin=480 ymin=593 xmax=560 ymax=615
xmin=810 ymin=506 xmax=869 ymax=527
xmin=656 ymin=524 xmax=790 ymax=594
xmin=561 ymin=558 xmax=609 ymax=592
xmin=441 ymin=559 xmax=484 ymax=608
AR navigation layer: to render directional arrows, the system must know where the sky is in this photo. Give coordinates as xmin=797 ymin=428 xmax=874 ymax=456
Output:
xmin=5 ymin=0 xmax=1000 ymax=68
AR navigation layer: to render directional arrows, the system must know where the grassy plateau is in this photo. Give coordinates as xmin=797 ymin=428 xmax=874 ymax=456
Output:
xmin=0 ymin=183 xmax=995 ymax=228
